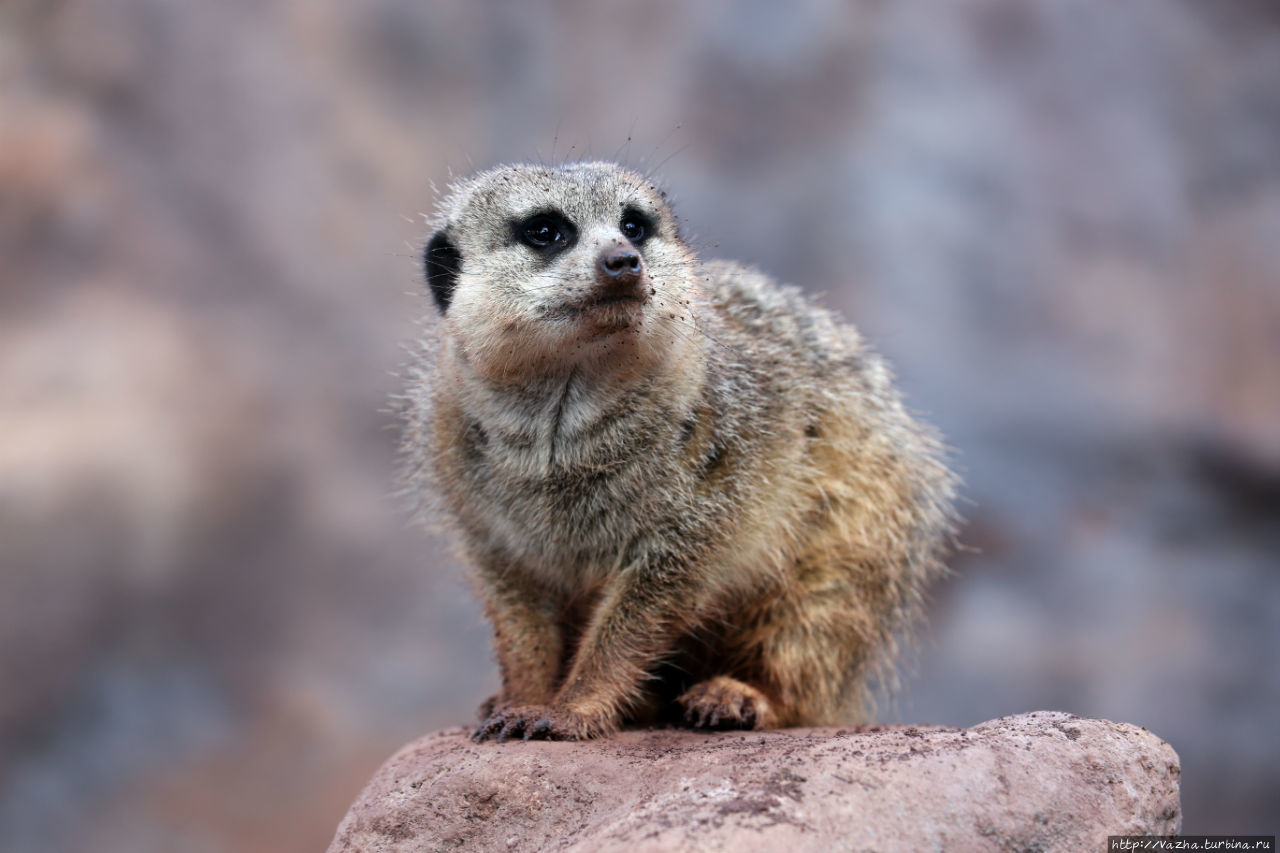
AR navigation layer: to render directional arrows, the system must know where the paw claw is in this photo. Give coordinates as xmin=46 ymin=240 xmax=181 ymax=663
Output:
xmin=677 ymin=677 xmax=774 ymax=731
xmin=470 ymin=704 xmax=610 ymax=742
xmin=473 ymin=716 xmax=504 ymax=742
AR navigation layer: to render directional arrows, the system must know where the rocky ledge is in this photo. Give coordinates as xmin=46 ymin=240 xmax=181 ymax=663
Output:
xmin=328 ymin=711 xmax=1180 ymax=852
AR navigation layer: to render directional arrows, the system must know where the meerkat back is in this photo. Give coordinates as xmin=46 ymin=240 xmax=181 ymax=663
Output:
xmin=400 ymin=162 xmax=955 ymax=741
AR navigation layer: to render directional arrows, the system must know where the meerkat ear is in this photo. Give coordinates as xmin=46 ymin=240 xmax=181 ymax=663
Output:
xmin=424 ymin=229 xmax=461 ymax=313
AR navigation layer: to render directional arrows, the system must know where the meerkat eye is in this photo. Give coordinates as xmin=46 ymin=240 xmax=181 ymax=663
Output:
xmin=518 ymin=214 xmax=571 ymax=250
xmin=620 ymin=210 xmax=652 ymax=243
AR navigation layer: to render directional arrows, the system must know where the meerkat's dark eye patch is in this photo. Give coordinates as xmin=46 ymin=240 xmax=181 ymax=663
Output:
xmin=620 ymin=208 xmax=653 ymax=244
xmin=424 ymin=230 xmax=461 ymax=313
xmin=516 ymin=212 xmax=575 ymax=252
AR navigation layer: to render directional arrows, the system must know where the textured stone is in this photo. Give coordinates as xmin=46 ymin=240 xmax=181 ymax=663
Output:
xmin=328 ymin=711 xmax=1181 ymax=852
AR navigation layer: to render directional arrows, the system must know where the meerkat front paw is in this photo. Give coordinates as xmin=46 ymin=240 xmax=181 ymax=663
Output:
xmin=472 ymin=704 xmax=614 ymax=742
xmin=678 ymin=676 xmax=776 ymax=730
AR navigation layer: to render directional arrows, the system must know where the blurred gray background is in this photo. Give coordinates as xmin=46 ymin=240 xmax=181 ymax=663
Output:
xmin=2 ymin=1 xmax=1277 ymax=849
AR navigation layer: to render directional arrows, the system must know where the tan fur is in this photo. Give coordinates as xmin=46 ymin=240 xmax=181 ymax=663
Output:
xmin=400 ymin=162 xmax=956 ymax=741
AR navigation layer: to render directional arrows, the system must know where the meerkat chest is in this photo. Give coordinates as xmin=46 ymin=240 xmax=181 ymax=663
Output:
xmin=450 ymin=375 xmax=689 ymax=577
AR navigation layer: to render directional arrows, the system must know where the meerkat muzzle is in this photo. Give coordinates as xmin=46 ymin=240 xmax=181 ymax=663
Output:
xmin=594 ymin=245 xmax=647 ymax=304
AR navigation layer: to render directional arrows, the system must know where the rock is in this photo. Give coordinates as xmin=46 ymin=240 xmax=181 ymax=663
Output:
xmin=328 ymin=711 xmax=1181 ymax=852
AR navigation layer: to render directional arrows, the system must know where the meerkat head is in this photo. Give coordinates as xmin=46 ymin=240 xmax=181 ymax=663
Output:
xmin=423 ymin=162 xmax=697 ymax=383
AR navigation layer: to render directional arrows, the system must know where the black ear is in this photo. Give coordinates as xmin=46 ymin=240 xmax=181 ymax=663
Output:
xmin=424 ymin=230 xmax=461 ymax=313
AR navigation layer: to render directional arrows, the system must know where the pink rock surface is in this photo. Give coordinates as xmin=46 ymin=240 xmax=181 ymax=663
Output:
xmin=328 ymin=711 xmax=1180 ymax=852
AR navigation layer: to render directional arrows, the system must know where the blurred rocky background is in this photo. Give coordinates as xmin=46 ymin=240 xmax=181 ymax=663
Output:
xmin=0 ymin=1 xmax=1276 ymax=849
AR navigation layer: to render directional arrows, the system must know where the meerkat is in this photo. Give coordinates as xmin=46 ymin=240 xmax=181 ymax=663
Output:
xmin=400 ymin=161 xmax=956 ymax=742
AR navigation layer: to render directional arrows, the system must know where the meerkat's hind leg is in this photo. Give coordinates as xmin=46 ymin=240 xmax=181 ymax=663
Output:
xmin=746 ymin=555 xmax=901 ymax=729
xmin=677 ymin=675 xmax=778 ymax=730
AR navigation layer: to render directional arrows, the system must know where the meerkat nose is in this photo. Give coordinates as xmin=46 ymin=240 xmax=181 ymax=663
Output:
xmin=599 ymin=246 xmax=642 ymax=281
